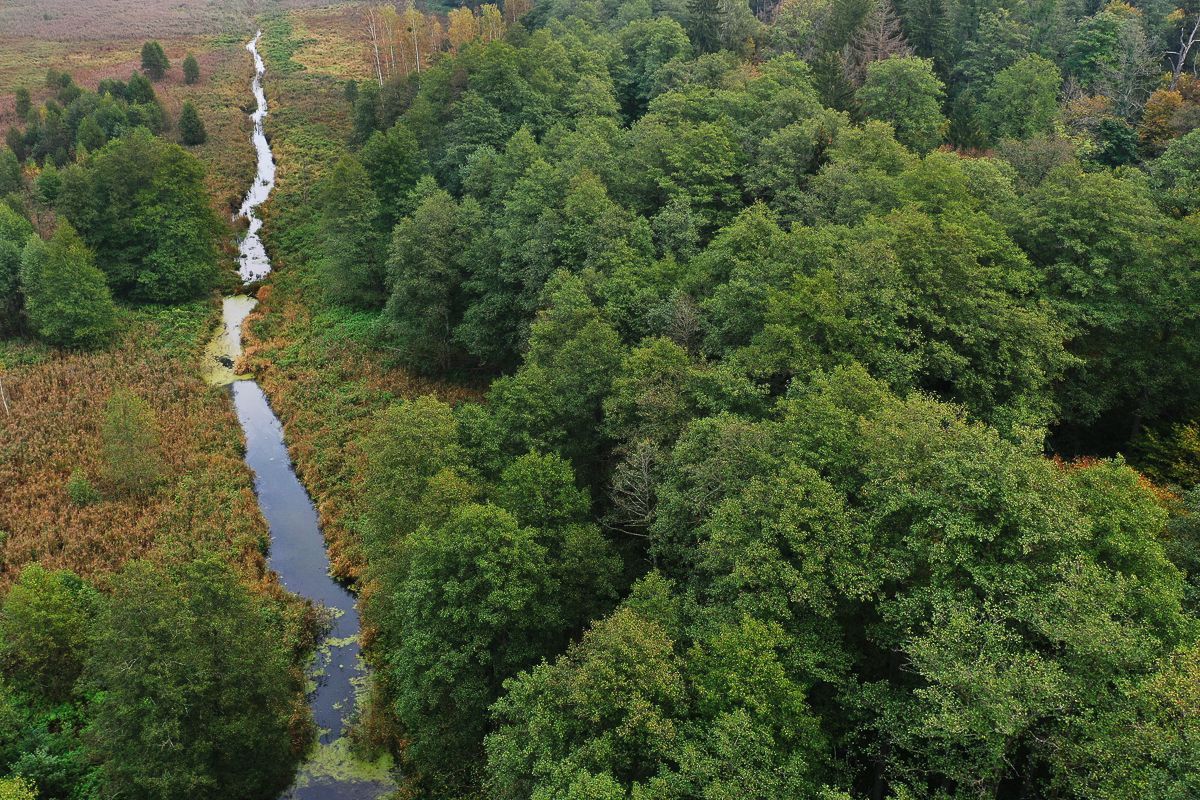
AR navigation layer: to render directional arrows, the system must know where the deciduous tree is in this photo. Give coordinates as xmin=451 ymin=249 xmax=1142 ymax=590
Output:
xmin=19 ymin=223 xmax=116 ymax=348
xmin=100 ymin=388 xmax=164 ymax=497
xmin=85 ymin=559 xmax=297 ymax=800
xmin=317 ymin=155 xmax=386 ymax=308
xmin=856 ymin=55 xmax=946 ymax=152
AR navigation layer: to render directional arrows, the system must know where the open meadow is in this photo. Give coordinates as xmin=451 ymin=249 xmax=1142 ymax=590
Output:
xmin=0 ymin=0 xmax=350 ymax=207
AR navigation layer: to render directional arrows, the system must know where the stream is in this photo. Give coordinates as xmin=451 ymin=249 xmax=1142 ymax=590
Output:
xmin=205 ymin=32 xmax=395 ymax=799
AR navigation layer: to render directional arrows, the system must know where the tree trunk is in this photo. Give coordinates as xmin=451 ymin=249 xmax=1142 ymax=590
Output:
xmin=1170 ymin=14 xmax=1200 ymax=90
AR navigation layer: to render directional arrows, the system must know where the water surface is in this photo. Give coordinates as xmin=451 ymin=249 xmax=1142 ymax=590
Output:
xmin=217 ymin=31 xmax=395 ymax=799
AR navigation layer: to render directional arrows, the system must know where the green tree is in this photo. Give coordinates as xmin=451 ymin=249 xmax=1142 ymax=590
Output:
xmin=979 ymin=54 xmax=1062 ymax=142
xmin=177 ymin=101 xmax=206 ymax=146
xmin=1094 ymin=118 xmax=1139 ymax=167
xmin=13 ymin=88 xmax=31 ymax=119
xmin=616 ymin=18 xmax=693 ymax=117
xmin=100 ymin=388 xmax=164 ymax=497
xmin=19 ymin=223 xmax=116 ymax=348
xmin=381 ymin=503 xmax=617 ymax=796
xmin=856 ymin=55 xmax=947 ymax=153
xmin=181 ymin=53 xmax=200 ymax=85
xmin=687 ymin=0 xmax=723 ymax=53
xmin=139 ymin=41 xmax=170 ymax=81
xmin=0 ymin=147 xmax=20 ymax=195
xmin=1149 ymin=127 xmax=1200 ymax=217
xmin=75 ymin=115 xmax=106 ymax=152
xmin=358 ymin=394 xmax=471 ymax=545
xmin=351 ymin=81 xmax=382 ymax=145
xmin=125 ymin=71 xmax=156 ymax=105
xmin=385 ymin=186 xmax=479 ymax=370
xmin=0 ymin=205 xmax=33 ymax=336
xmin=486 ymin=597 xmax=688 ymax=799
xmin=1021 ymin=167 xmax=1199 ymax=437
xmin=316 ymin=155 xmax=385 ymax=308
xmin=85 ymin=559 xmax=297 ymax=800
xmin=0 ymin=565 xmax=96 ymax=701
xmin=492 ymin=451 xmax=591 ymax=530
xmin=33 ymin=162 xmax=59 ymax=206
xmin=360 ymin=122 xmax=426 ymax=231
xmin=487 ymin=273 xmax=625 ymax=480
xmin=66 ymin=468 xmax=100 ymax=505
xmin=55 ymin=129 xmax=220 ymax=302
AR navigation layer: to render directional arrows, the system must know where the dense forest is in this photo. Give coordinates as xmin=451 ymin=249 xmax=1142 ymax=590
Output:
xmin=310 ymin=0 xmax=1200 ymax=797
xmin=2 ymin=0 xmax=1200 ymax=798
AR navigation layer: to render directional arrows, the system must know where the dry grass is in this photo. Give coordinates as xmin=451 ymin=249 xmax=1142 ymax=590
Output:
xmin=289 ymin=4 xmax=373 ymax=80
xmin=0 ymin=303 xmax=271 ymax=590
xmin=0 ymin=0 xmax=340 ymax=42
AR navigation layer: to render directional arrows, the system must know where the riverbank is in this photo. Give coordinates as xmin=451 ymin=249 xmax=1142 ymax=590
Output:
xmin=221 ymin=29 xmax=397 ymax=798
xmin=241 ymin=12 xmax=473 ymax=586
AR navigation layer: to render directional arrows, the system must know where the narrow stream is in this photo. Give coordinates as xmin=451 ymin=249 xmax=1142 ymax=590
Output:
xmin=205 ymin=32 xmax=394 ymax=799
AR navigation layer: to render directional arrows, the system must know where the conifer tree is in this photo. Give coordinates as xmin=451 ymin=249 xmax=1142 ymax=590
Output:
xmin=126 ymin=70 xmax=157 ymax=105
xmin=13 ymin=87 xmax=31 ymax=118
xmin=688 ymin=0 xmax=723 ymax=53
xmin=178 ymin=101 xmax=206 ymax=146
xmin=140 ymin=41 xmax=170 ymax=81
xmin=182 ymin=53 xmax=200 ymax=85
xmin=846 ymin=0 xmax=912 ymax=85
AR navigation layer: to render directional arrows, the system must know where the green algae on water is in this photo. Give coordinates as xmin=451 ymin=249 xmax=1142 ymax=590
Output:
xmin=202 ymin=295 xmax=258 ymax=386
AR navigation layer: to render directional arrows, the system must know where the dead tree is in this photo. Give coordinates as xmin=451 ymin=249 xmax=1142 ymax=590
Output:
xmin=1169 ymin=12 xmax=1200 ymax=90
xmin=366 ymin=5 xmax=385 ymax=86
xmin=845 ymin=0 xmax=911 ymax=86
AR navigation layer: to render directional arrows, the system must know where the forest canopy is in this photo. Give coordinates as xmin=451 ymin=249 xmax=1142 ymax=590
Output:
xmin=275 ymin=0 xmax=1200 ymax=798
xmin=3 ymin=1 xmax=1200 ymax=799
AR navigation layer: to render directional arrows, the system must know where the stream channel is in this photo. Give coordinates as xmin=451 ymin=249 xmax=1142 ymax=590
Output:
xmin=205 ymin=32 xmax=396 ymax=799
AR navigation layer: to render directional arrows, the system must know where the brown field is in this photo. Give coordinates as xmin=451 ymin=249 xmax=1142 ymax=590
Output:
xmin=0 ymin=305 xmax=271 ymax=589
xmin=0 ymin=0 xmax=337 ymax=42
xmin=0 ymin=0 xmax=340 ymax=590
xmin=288 ymin=4 xmax=373 ymax=80
xmin=0 ymin=1 xmax=435 ymax=591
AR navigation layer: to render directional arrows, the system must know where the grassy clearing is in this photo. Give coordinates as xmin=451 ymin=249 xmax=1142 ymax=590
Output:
xmin=244 ymin=9 xmax=474 ymax=582
xmin=288 ymin=4 xmax=374 ymax=81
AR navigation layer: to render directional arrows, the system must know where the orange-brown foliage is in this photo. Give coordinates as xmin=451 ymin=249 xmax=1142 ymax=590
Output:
xmin=242 ymin=267 xmax=477 ymax=583
xmin=0 ymin=311 xmax=269 ymax=590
